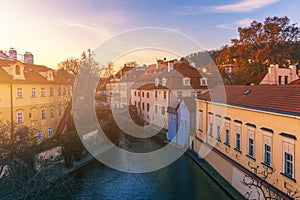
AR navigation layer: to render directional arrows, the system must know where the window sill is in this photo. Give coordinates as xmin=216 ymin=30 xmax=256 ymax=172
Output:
xmin=281 ymin=172 xmax=296 ymax=183
xmin=234 ymin=148 xmax=242 ymax=153
xmin=216 ymin=138 xmax=221 ymax=142
xmin=246 ymin=154 xmax=256 ymax=161
xmin=16 ymin=97 xmax=23 ymax=99
xmin=261 ymin=162 xmax=273 ymax=170
xmin=31 ymin=96 xmax=37 ymax=98
xmin=224 ymin=142 xmax=230 ymax=147
xmin=198 ymin=129 xmax=203 ymax=132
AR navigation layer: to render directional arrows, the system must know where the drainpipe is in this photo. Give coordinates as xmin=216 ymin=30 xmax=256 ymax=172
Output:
xmin=205 ymin=100 xmax=208 ymax=144
xmin=10 ymin=82 xmax=14 ymax=137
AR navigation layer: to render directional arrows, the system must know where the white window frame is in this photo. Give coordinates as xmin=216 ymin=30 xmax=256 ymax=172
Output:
xmin=183 ymin=78 xmax=190 ymax=86
xmin=50 ymin=87 xmax=54 ymax=96
xmin=283 ymin=141 xmax=295 ymax=178
xmin=38 ymin=130 xmax=43 ymax=140
xmin=262 ymin=133 xmax=272 ymax=166
xmin=31 ymin=88 xmax=36 ymax=97
xmin=17 ymin=111 xmax=23 ymax=123
xmin=48 ymin=127 xmax=53 ymax=137
xmin=16 ymin=88 xmax=22 ymax=98
xmin=235 ymin=124 xmax=242 ymax=151
xmin=216 ymin=116 xmax=221 ymax=141
xmin=208 ymin=114 xmax=213 ymax=137
xmin=225 ymin=121 xmax=230 ymax=145
xmin=41 ymin=88 xmax=45 ymax=97
xmin=247 ymin=127 xmax=255 ymax=158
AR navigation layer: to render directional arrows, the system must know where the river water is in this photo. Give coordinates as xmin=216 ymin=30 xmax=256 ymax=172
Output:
xmin=70 ymin=134 xmax=233 ymax=200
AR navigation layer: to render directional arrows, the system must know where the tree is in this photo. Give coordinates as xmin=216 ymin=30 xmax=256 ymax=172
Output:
xmin=214 ymin=16 xmax=300 ymax=84
xmin=241 ymin=164 xmax=300 ymax=200
xmin=57 ymin=57 xmax=80 ymax=76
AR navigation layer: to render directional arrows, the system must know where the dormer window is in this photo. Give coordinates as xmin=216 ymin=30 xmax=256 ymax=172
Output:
xmin=201 ymin=78 xmax=207 ymax=86
xmin=183 ymin=78 xmax=190 ymax=86
xmin=15 ymin=65 xmax=21 ymax=75
xmin=155 ymin=78 xmax=160 ymax=86
xmin=162 ymin=78 xmax=167 ymax=86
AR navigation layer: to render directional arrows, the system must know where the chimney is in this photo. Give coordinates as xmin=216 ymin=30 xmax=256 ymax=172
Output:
xmin=168 ymin=61 xmax=174 ymax=72
xmin=9 ymin=48 xmax=17 ymax=60
xmin=24 ymin=52 xmax=34 ymax=64
xmin=190 ymin=62 xmax=196 ymax=68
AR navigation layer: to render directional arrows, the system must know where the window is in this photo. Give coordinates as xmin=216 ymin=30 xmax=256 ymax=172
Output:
xmin=134 ymin=101 xmax=137 ymax=107
xmin=138 ymin=102 xmax=141 ymax=109
xmin=50 ymin=87 xmax=54 ymax=96
xmin=284 ymin=153 xmax=293 ymax=177
xmin=147 ymin=92 xmax=149 ymax=98
xmin=216 ymin=116 xmax=221 ymax=141
xmin=283 ymin=141 xmax=295 ymax=178
xmin=16 ymin=88 xmax=22 ymax=98
xmin=284 ymin=76 xmax=288 ymax=85
xmin=225 ymin=121 xmax=230 ymax=145
xmin=48 ymin=127 xmax=53 ymax=137
xmin=17 ymin=112 xmax=23 ymax=123
xmin=263 ymin=134 xmax=272 ymax=166
xmin=38 ymin=130 xmax=43 ymax=140
xmin=177 ymin=91 xmax=182 ymax=99
xmin=278 ymin=76 xmax=282 ymax=85
xmin=161 ymin=106 xmax=165 ymax=115
xmin=197 ymin=91 xmax=201 ymax=96
xmin=155 ymin=91 xmax=158 ymax=99
xmin=31 ymin=88 xmax=36 ymax=97
xmin=201 ymin=78 xmax=207 ymax=86
xmin=155 ymin=78 xmax=159 ymax=86
xmin=142 ymin=103 xmax=145 ymax=111
xmin=247 ymin=128 xmax=255 ymax=158
xmin=155 ymin=105 xmax=158 ymax=113
xmin=138 ymin=92 xmax=140 ymax=97
xmin=147 ymin=103 xmax=149 ymax=112
xmin=134 ymin=91 xmax=136 ymax=96
xmin=209 ymin=114 xmax=213 ymax=137
xmin=15 ymin=65 xmax=21 ymax=75
xmin=183 ymin=78 xmax=190 ymax=86
xmin=235 ymin=125 xmax=241 ymax=151
xmin=248 ymin=138 xmax=254 ymax=157
xmin=191 ymin=91 xmax=195 ymax=97
xmin=50 ymin=107 xmax=54 ymax=118
xmin=162 ymin=78 xmax=167 ymax=86
xmin=41 ymin=109 xmax=46 ymax=119
xmin=163 ymin=91 xmax=167 ymax=100
xmin=264 ymin=144 xmax=271 ymax=165
xmin=198 ymin=110 xmax=203 ymax=131
xmin=41 ymin=88 xmax=45 ymax=97
xmin=142 ymin=92 xmax=144 ymax=98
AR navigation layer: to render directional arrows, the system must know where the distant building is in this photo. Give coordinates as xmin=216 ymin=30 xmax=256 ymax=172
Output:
xmin=194 ymin=85 xmax=300 ymax=199
xmin=167 ymin=97 xmax=196 ymax=147
xmin=242 ymin=64 xmax=299 ymax=85
xmin=130 ymin=59 xmax=208 ymax=130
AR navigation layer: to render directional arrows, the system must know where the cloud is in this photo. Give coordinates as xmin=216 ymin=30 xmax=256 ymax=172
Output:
xmin=61 ymin=21 xmax=111 ymax=37
xmin=178 ymin=0 xmax=279 ymax=15
xmin=211 ymin=0 xmax=279 ymax=13
xmin=215 ymin=18 xmax=254 ymax=30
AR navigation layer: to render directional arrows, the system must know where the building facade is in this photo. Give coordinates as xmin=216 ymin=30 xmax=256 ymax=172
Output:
xmin=194 ymin=85 xmax=300 ymax=199
xmin=0 ymin=59 xmax=74 ymax=140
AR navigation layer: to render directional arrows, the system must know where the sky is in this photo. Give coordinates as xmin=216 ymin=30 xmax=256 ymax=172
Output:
xmin=0 ymin=0 xmax=299 ymax=69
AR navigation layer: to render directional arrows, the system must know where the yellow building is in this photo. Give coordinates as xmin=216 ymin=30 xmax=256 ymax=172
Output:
xmin=194 ymin=85 xmax=300 ymax=199
xmin=0 ymin=59 xmax=74 ymax=139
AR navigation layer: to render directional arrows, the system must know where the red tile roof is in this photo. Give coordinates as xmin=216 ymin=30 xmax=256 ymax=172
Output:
xmin=198 ymin=85 xmax=300 ymax=116
xmin=0 ymin=59 xmax=74 ymax=84
xmin=289 ymin=79 xmax=300 ymax=85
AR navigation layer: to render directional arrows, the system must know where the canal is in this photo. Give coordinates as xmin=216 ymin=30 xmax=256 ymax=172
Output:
xmin=69 ymin=134 xmax=233 ymax=200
